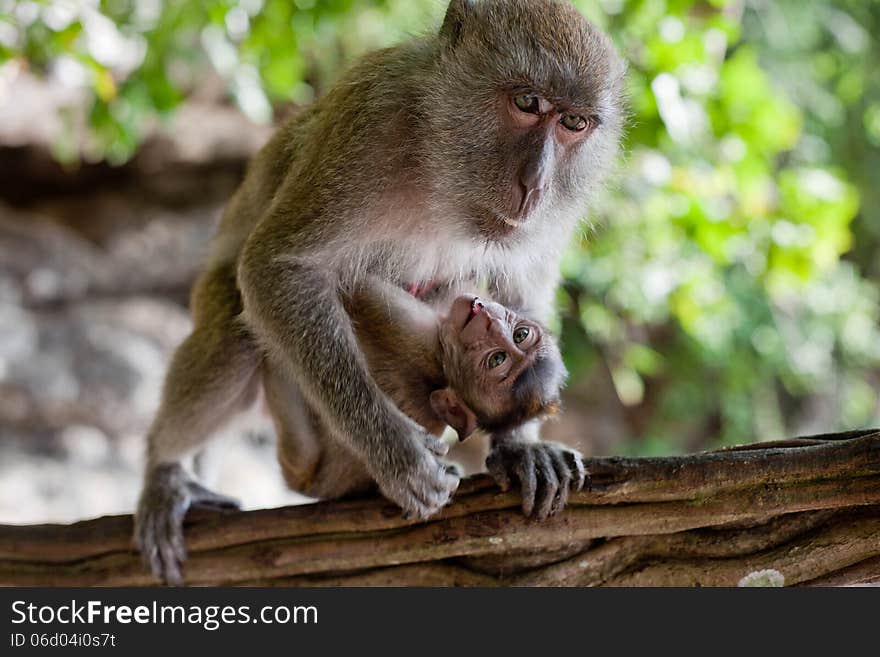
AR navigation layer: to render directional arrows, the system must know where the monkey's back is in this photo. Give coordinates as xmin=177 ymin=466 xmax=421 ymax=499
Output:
xmin=205 ymin=40 xmax=436 ymax=276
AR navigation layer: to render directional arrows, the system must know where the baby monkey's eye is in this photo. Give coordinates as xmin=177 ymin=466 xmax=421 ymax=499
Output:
xmin=513 ymin=94 xmax=540 ymax=114
xmin=487 ymin=351 xmax=508 ymax=369
xmin=513 ymin=326 xmax=531 ymax=344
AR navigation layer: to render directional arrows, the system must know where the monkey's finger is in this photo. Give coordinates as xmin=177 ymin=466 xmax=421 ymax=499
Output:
xmin=513 ymin=450 xmax=537 ymax=517
xmin=533 ymin=448 xmax=559 ymax=521
xmin=133 ymin=516 xmax=143 ymax=551
xmin=422 ymin=458 xmax=459 ymax=496
xmin=424 ymin=435 xmax=450 ymax=457
xmin=485 ymin=450 xmax=512 ymax=491
xmin=380 ymin=477 xmax=427 ymax=521
xmin=398 ymin=482 xmax=435 ymax=521
xmin=405 ymin=499 xmax=434 ymax=522
xmin=162 ymin=555 xmax=184 ymax=587
xmin=188 ymin=483 xmax=241 ymax=511
xmin=133 ymin=514 xmax=146 ymax=552
xmin=139 ymin=513 xmax=168 ymax=582
xmin=440 ymin=471 xmax=461 ymax=500
xmin=138 ymin=516 xmax=160 ymax=574
xmin=444 ymin=462 xmax=464 ymax=479
xmin=443 ymin=470 xmax=461 ymax=500
xmin=549 ymin=449 xmax=571 ymax=515
xmin=400 ymin=499 xmax=419 ymax=522
xmin=564 ymin=449 xmax=588 ymax=492
xmin=148 ymin=544 xmax=167 ymax=584
xmin=159 ymin=514 xmax=185 ymax=587
xmin=167 ymin=514 xmax=188 ymax=568
xmin=421 ymin=471 xmax=459 ymax=514
xmin=148 ymin=519 xmax=175 ymax=585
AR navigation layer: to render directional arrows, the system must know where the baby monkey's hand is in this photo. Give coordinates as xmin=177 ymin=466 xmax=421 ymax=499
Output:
xmin=486 ymin=440 xmax=587 ymax=520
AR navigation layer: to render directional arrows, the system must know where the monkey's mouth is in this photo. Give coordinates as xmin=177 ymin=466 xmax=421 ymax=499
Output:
xmin=464 ymin=297 xmax=484 ymax=328
xmin=498 ymin=214 xmax=526 ymax=229
xmin=477 ymin=208 xmax=525 ymax=241
xmin=488 ymin=208 xmax=526 ymax=230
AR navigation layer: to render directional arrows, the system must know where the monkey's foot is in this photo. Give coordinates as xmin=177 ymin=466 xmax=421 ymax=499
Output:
xmin=485 ymin=441 xmax=587 ymax=520
xmin=134 ymin=463 xmax=241 ymax=586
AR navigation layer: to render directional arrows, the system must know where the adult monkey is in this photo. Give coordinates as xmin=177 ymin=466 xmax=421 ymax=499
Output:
xmin=136 ymin=0 xmax=626 ymax=583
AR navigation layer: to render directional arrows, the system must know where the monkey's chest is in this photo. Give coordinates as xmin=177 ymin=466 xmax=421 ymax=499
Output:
xmin=395 ymin=236 xmax=518 ymax=286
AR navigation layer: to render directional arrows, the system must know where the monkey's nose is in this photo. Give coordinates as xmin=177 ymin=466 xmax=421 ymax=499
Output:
xmin=516 ymin=180 xmax=544 ymax=218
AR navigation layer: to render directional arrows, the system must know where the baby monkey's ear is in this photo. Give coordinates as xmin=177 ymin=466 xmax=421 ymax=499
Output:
xmin=430 ymin=388 xmax=478 ymax=441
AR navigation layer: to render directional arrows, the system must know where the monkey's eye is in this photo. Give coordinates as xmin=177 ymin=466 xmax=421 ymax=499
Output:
xmin=513 ymin=327 xmax=531 ymax=344
xmin=513 ymin=94 xmax=541 ymax=114
xmin=487 ymin=351 xmax=508 ymax=369
xmin=561 ymin=113 xmax=589 ymax=131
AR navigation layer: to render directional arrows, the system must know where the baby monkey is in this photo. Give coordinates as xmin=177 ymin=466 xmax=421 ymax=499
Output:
xmin=353 ymin=283 xmax=566 ymax=441
xmin=271 ymin=279 xmax=584 ymax=513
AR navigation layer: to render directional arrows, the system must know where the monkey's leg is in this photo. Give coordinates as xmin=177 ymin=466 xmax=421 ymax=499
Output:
xmin=263 ymin=364 xmax=322 ymax=492
xmin=264 ymin=362 xmax=375 ymax=500
xmin=135 ymin=266 xmax=262 ymax=585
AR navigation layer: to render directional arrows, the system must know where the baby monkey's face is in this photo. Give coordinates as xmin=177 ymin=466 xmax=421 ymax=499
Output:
xmin=435 ymin=295 xmax=566 ymax=437
xmin=442 ymin=295 xmax=545 ymax=385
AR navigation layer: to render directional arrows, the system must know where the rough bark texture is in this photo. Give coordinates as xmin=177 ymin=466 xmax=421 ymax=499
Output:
xmin=1 ymin=429 xmax=878 ymax=587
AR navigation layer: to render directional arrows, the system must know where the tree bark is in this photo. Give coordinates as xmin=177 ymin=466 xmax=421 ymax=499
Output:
xmin=1 ymin=429 xmax=878 ymax=587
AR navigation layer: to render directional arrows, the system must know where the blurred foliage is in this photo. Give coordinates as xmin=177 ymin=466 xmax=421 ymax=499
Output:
xmin=2 ymin=0 xmax=879 ymax=452
xmin=564 ymin=0 xmax=880 ymax=452
xmin=0 ymin=0 xmax=435 ymax=161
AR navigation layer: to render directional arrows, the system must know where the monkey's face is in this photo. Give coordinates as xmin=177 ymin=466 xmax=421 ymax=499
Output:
xmin=437 ymin=294 xmax=566 ymax=433
xmin=424 ymin=0 xmax=627 ymax=243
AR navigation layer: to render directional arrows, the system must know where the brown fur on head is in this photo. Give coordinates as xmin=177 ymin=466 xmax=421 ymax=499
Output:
xmin=422 ymin=0 xmax=627 ymax=244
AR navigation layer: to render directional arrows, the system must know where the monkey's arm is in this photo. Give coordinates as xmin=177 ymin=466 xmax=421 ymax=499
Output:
xmin=134 ymin=263 xmax=261 ymax=585
xmin=238 ymin=222 xmax=459 ymax=519
xmin=485 ymin=264 xmax=586 ymax=519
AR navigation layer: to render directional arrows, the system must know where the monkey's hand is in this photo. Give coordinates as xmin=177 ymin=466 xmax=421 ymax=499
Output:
xmin=134 ymin=463 xmax=241 ymax=586
xmin=486 ymin=440 xmax=587 ymax=520
xmin=373 ymin=432 xmax=461 ymax=520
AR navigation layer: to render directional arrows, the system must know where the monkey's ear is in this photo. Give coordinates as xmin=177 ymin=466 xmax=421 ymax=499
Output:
xmin=430 ymin=388 xmax=478 ymax=440
xmin=440 ymin=0 xmax=476 ymax=48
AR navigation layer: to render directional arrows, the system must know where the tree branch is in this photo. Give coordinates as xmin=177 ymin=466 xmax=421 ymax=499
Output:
xmin=1 ymin=430 xmax=878 ymax=586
